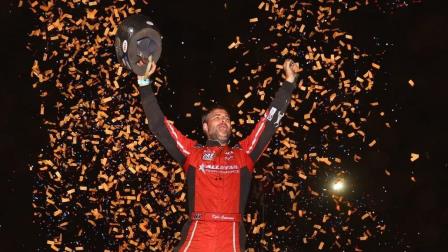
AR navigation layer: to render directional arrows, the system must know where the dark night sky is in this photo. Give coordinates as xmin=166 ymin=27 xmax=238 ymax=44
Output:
xmin=1 ymin=0 xmax=448 ymax=251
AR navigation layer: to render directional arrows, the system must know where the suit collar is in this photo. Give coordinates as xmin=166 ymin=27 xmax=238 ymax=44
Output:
xmin=206 ymin=139 xmax=229 ymax=147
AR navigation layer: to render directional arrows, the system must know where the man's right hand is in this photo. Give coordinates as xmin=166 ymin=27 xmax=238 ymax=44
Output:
xmin=137 ymin=55 xmax=157 ymax=86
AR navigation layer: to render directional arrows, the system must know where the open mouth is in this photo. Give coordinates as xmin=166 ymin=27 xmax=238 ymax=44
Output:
xmin=136 ymin=57 xmax=149 ymax=67
xmin=218 ymin=124 xmax=228 ymax=131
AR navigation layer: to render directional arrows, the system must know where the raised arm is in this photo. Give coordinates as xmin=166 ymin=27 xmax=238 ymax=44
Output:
xmin=239 ymin=59 xmax=300 ymax=162
xmin=137 ymin=60 xmax=196 ymax=166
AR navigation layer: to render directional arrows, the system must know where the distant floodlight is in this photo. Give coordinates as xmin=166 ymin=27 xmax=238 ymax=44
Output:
xmin=332 ymin=178 xmax=345 ymax=191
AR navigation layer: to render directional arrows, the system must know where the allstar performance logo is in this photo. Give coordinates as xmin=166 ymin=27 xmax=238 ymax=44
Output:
xmin=198 ymin=164 xmax=239 ymax=174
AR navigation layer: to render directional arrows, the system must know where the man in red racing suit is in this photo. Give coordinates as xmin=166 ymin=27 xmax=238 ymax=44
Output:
xmin=136 ymin=59 xmax=299 ymax=251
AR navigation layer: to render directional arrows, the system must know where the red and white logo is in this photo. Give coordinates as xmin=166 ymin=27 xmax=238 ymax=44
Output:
xmin=224 ymin=151 xmax=234 ymax=161
xmin=198 ymin=164 xmax=239 ymax=174
xmin=202 ymin=151 xmax=215 ymax=161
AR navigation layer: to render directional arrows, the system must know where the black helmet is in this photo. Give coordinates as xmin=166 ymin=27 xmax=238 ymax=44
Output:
xmin=115 ymin=14 xmax=162 ymax=76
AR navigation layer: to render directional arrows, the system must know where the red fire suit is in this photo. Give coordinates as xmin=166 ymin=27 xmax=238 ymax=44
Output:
xmin=139 ymin=79 xmax=296 ymax=251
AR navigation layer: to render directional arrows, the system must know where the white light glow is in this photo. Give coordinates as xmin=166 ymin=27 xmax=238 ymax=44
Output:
xmin=332 ymin=178 xmax=345 ymax=191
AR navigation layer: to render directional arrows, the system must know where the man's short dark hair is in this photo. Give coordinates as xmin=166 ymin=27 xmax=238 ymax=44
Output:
xmin=201 ymin=105 xmax=229 ymax=124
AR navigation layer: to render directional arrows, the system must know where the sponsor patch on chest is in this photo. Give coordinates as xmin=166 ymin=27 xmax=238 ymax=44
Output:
xmin=202 ymin=151 xmax=216 ymax=161
xmin=224 ymin=151 xmax=234 ymax=160
xmin=198 ymin=164 xmax=239 ymax=174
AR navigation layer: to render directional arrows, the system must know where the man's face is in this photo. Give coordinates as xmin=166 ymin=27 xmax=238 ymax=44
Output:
xmin=203 ymin=108 xmax=232 ymax=144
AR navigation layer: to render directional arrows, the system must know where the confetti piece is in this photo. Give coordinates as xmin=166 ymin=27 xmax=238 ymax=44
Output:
xmin=318 ymin=241 xmax=325 ymax=250
xmin=249 ymin=17 xmax=258 ymax=23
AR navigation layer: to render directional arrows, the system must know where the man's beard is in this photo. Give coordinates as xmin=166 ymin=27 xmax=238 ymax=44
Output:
xmin=208 ymin=127 xmax=231 ymax=145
